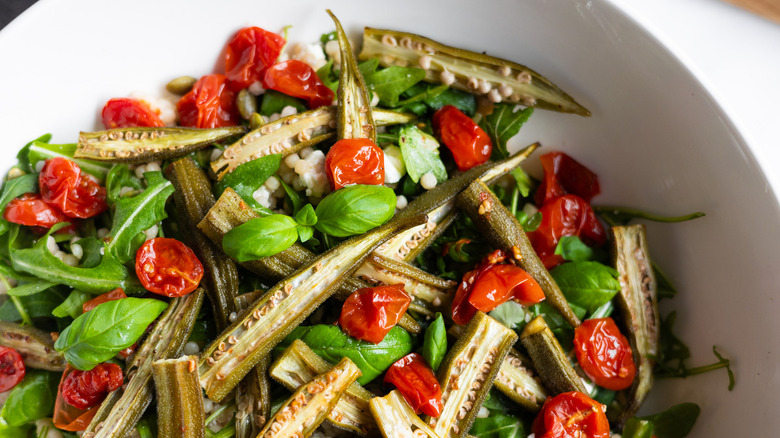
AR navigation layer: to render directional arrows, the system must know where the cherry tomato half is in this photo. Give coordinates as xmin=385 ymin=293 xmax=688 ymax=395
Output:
xmin=177 ymin=74 xmax=239 ymax=128
xmin=325 ymin=138 xmax=385 ymax=190
xmin=339 ymin=284 xmax=411 ymax=344
xmin=535 ymin=152 xmax=601 ymax=206
xmin=82 ymin=288 xmax=127 ymax=314
xmin=263 ymin=60 xmax=335 ymax=109
xmin=0 ymin=346 xmax=26 ymax=392
xmin=384 ymin=353 xmax=443 ymax=417
xmin=574 ymin=317 xmax=636 ymax=390
xmin=224 ymin=26 xmax=286 ymax=91
xmin=3 ymin=193 xmax=69 ymax=228
xmin=526 ymin=194 xmax=606 ymax=269
xmin=39 ymin=157 xmax=108 ymax=219
xmin=433 ymin=105 xmax=492 ymax=171
xmin=101 ymin=98 xmax=164 ymax=129
xmin=533 ymin=392 xmax=610 ymax=438
xmin=53 ymin=365 xmax=99 ymax=432
xmin=135 ymin=238 xmax=204 ymax=297
xmin=61 ymin=362 xmax=123 ymax=410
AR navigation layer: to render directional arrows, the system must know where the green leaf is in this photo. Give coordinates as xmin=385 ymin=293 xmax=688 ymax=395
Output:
xmin=358 ymin=58 xmax=380 ymax=77
xmin=106 ymin=171 xmax=174 ymax=263
xmin=105 ymin=164 xmax=143 ymax=203
xmin=54 ymin=297 xmax=168 ymax=370
xmin=488 ymin=301 xmax=528 ymax=330
xmin=396 ymin=83 xmax=476 ymax=116
xmin=0 ymin=174 xmax=39 ymax=236
xmin=297 ymin=226 xmax=314 ymax=243
xmin=0 ymin=288 xmax=67 ymax=322
xmin=364 ymin=66 xmax=426 ymax=106
xmin=278 ymin=325 xmax=413 ymax=385
xmin=554 ymin=235 xmax=597 ymax=262
xmin=422 ymin=313 xmax=446 ymax=371
xmin=594 ymin=205 xmax=705 ymax=227
xmin=469 ymin=413 xmax=525 ymax=438
xmin=638 ymin=403 xmax=700 ymax=438
xmin=516 ymin=210 xmax=542 ymax=232
xmin=0 ymin=423 xmax=32 ymax=437
xmin=314 ymin=185 xmax=396 ymax=237
xmin=222 ymin=215 xmax=299 ymax=261
xmin=15 ymin=133 xmax=51 ymax=173
xmin=22 ymin=139 xmax=110 ymax=181
xmin=479 ymin=104 xmax=534 ymax=159
xmin=259 ymin=90 xmax=307 ymax=117
xmin=294 ymin=204 xmax=317 ymax=227
xmin=622 ymin=418 xmax=655 ymax=438
xmin=398 ymin=125 xmax=447 ymax=184
xmin=316 ymin=59 xmax=339 ymax=93
xmin=0 ymin=371 xmax=58 ymax=427
xmin=214 ymin=154 xmax=281 ymax=216
xmin=279 ymin=180 xmax=305 ymax=215
xmin=6 ymin=278 xmax=57 ymax=297
xmin=52 ymin=290 xmax=92 ymax=319
xmin=510 ymin=167 xmax=533 ymax=198
xmin=550 ymin=261 xmax=620 ymax=314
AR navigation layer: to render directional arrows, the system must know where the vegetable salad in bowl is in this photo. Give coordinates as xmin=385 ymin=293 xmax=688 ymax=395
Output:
xmin=0 ymin=10 xmax=732 ymax=438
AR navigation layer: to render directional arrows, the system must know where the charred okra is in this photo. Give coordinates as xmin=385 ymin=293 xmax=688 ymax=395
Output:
xmin=520 ymin=316 xmax=586 ymax=396
xmin=0 ymin=321 xmax=66 ymax=371
xmin=152 ymin=356 xmax=205 ymax=438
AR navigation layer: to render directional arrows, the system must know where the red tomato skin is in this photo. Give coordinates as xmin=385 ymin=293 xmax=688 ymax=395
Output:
xmin=135 ymin=238 xmax=204 ymax=297
xmin=101 ymin=98 xmax=164 ymax=129
xmin=0 ymin=346 xmax=26 ymax=392
xmin=433 ymin=105 xmax=492 ymax=171
xmin=535 ymin=152 xmax=601 ymax=206
xmin=263 ymin=60 xmax=335 ymax=109
xmin=527 ymin=194 xmax=606 ymax=269
xmin=82 ymin=288 xmax=127 ymax=313
xmin=574 ymin=317 xmax=636 ymax=390
xmin=61 ymin=363 xmax=123 ymax=410
xmin=534 ymin=392 xmax=610 ymax=438
xmin=39 ymin=157 xmax=108 ymax=219
xmin=451 ymin=268 xmax=480 ymax=325
xmin=224 ymin=27 xmax=286 ymax=91
xmin=3 ymin=193 xmax=69 ymax=228
xmin=325 ymin=138 xmax=385 ymax=190
xmin=339 ymin=284 xmax=411 ymax=344
xmin=177 ymin=74 xmax=239 ymax=128
xmin=384 ymin=353 xmax=443 ymax=417
xmin=468 ymin=264 xmax=545 ymax=311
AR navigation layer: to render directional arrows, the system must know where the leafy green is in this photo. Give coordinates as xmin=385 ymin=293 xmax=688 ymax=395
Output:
xmin=622 ymin=418 xmax=655 ymax=438
xmin=279 ymin=325 xmax=413 ymax=385
xmin=0 ymin=174 xmax=38 ymax=236
xmin=396 ymin=83 xmax=476 ymax=116
xmin=74 ymin=237 xmax=105 ymax=269
xmin=214 ymin=154 xmax=280 ymax=216
xmin=398 ymin=125 xmax=447 ymax=184
xmin=18 ymin=137 xmax=110 ymax=181
xmin=554 ymin=235 xmax=606 ymax=263
xmin=421 ymin=313 xmax=446 ymax=371
xmin=594 ymin=205 xmax=705 ymax=227
xmin=0 ymin=371 xmax=58 ymax=427
xmin=489 ymin=301 xmax=528 ymax=330
xmin=363 ymin=66 xmax=426 ymax=106
xmin=314 ymin=185 xmax=396 ymax=237
xmin=259 ymin=90 xmax=307 ymax=117
xmin=469 ymin=413 xmax=525 ymax=438
xmin=222 ymin=215 xmax=299 ymax=261
xmin=51 ymin=290 xmax=91 ymax=319
xmin=479 ymin=104 xmax=534 ymax=159
xmin=294 ymin=204 xmax=317 ymax=227
xmin=316 ymin=59 xmax=339 ymax=92
xmin=528 ymin=301 xmax=587 ymax=348
xmin=0 ymin=288 xmax=67 ymax=322
xmin=279 ymin=180 xmax=304 ymax=215
xmin=515 ymin=209 xmax=541 ymax=232
xmin=106 ymin=171 xmax=174 ymax=263
xmin=358 ymin=58 xmax=380 ymax=77
xmin=510 ymin=167 xmax=533 ymax=198
xmin=550 ymin=261 xmax=620 ymax=314
xmin=0 ymin=423 xmax=32 ymax=437
xmin=54 ymin=297 xmax=168 ymax=370
xmin=105 ymin=164 xmax=143 ymax=203
xmin=636 ymin=403 xmax=700 ymax=438
xmin=6 ymin=278 xmax=57 ymax=297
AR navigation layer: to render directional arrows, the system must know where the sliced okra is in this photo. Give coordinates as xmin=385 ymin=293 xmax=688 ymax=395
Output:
xmin=494 ymin=348 xmax=547 ymax=412
xmin=152 ymin=356 xmax=205 ymax=438
xmin=520 ymin=315 xmax=586 ymax=396
xmin=370 ymin=390 xmax=440 ymax=438
xmin=0 ymin=321 xmax=66 ymax=371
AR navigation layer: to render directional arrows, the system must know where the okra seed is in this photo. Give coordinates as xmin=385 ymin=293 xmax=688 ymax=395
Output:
xmin=400 ymin=37 xmax=413 ymax=49
xmin=418 ymin=54 xmax=432 ymax=70
xmin=440 ymin=69 xmax=456 ymax=85
xmin=478 ymin=79 xmax=492 ymax=94
xmin=467 ymin=77 xmax=480 ymax=90
xmin=381 ymin=34 xmax=398 ymax=47
xmin=498 ymin=65 xmax=512 ymax=77
xmin=488 ymin=89 xmax=502 ymax=103
xmin=517 ymin=71 xmax=532 ymax=83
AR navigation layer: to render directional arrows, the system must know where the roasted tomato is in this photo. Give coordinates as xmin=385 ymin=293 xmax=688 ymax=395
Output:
xmin=574 ymin=317 xmax=636 ymax=390
xmin=433 ymin=105 xmax=492 ymax=171
xmin=0 ymin=346 xmax=25 ymax=392
xmin=101 ymin=98 xmax=164 ymax=129
xmin=39 ymin=157 xmax=108 ymax=219
xmin=82 ymin=288 xmax=127 ymax=313
xmin=526 ymin=194 xmax=606 ymax=269
xmin=3 ymin=193 xmax=69 ymax=228
xmin=384 ymin=353 xmax=443 ymax=417
xmin=224 ymin=26 xmax=286 ymax=90
xmin=263 ymin=59 xmax=335 ymax=109
xmin=53 ymin=365 xmax=99 ymax=432
xmin=325 ymin=138 xmax=385 ymax=190
xmin=135 ymin=238 xmax=204 ymax=297
xmin=177 ymin=74 xmax=239 ymax=128
xmin=61 ymin=363 xmax=123 ymax=410
xmin=532 ymin=392 xmax=610 ymax=438
xmin=535 ymin=152 xmax=601 ymax=206
xmin=339 ymin=284 xmax=411 ymax=344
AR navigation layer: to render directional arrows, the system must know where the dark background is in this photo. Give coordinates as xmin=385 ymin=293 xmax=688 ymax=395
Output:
xmin=1 ymin=0 xmax=38 ymax=31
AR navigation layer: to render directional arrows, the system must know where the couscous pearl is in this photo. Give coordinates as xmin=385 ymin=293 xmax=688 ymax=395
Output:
xmin=396 ymin=195 xmax=408 ymax=210
xmin=420 ymin=172 xmax=438 ymax=190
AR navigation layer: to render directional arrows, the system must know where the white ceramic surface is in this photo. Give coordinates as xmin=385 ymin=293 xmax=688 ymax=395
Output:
xmin=1 ymin=0 xmax=778 ymax=435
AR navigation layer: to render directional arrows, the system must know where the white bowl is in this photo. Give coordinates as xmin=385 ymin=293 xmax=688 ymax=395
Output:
xmin=1 ymin=0 xmax=778 ymax=436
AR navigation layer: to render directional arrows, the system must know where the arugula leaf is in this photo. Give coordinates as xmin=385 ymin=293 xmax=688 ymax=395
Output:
xmin=0 ymin=288 xmax=67 ymax=322
xmin=6 ymin=277 xmax=58 ymax=297
xmin=52 ymin=290 xmax=91 ymax=319
xmin=637 ymin=403 xmax=700 ymax=438
xmin=19 ymin=138 xmax=110 ymax=181
xmin=364 ymin=66 xmax=426 ymax=106
xmin=358 ymin=58 xmax=380 ymax=77
xmin=316 ymin=59 xmax=339 ymax=92
xmin=222 ymin=215 xmax=299 ymax=261
xmin=106 ymin=171 xmax=174 ymax=263
xmin=422 ymin=313 xmax=446 ymax=371
xmin=315 ymin=185 xmax=396 ymax=237
xmin=15 ymin=133 xmax=51 ymax=173
xmin=74 ymin=237 xmax=105 ymax=269
xmin=510 ymin=167 xmax=533 ymax=198
xmin=278 ymin=325 xmax=413 ymax=385
xmin=105 ymin=164 xmax=143 ymax=203
xmin=550 ymin=261 xmax=620 ymax=314
xmin=469 ymin=413 xmax=525 ymax=438
xmin=54 ymin=297 xmax=168 ymax=370
xmin=398 ymin=125 xmax=447 ymax=184
xmin=214 ymin=154 xmax=280 ymax=216
xmin=594 ymin=205 xmax=705 ymax=227
xmin=0 ymin=371 xmax=58 ymax=427
xmin=479 ymin=104 xmax=534 ymax=159
xmin=0 ymin=173 xmax=38 ymax=236
xmin=259 ymin=90 xmax=307 ymax=117
xmin=396 ymin=83 xmax=476 ymax=115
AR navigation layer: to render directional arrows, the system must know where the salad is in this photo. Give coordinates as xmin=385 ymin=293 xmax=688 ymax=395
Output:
xmin=0 ymin=10 xmax=731 ymax=438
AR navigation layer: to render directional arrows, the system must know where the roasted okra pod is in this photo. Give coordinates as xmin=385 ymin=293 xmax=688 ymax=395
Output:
xmin=520 ymin=315 xmax=586 ymax=396
xmin=152 ymin=355 xmax=205 ymax=438
xmin=0 ymin=321 xmax=66 ymax=371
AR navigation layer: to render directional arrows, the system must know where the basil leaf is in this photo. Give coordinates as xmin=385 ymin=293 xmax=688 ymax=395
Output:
xmin=314 ymin=185 xmax=396 ymax=237
xmin=469 ymin=413 xmax=525 ymax=438
xmin=52 ymin=290 xmax=91 ymax=319
xmin=489 ymin=301 xmax=528 ymax=331
xmin=422 ymin=313 xmax=446 ymax=371
xmin=106 ymin=171 xmax=174 ymax=263
xmin=0 ymin=371 xmax=58 ymax=427
xmin=297 ymin=226 xmax=314 ymax=243
xmin=54 ymin=297 xmax=168 ymax=370
xmin=259 ymin=90 xmax=307 ymax=117
xmin=214 ymin=155 xmax=280 ymax=216
xmin=222 ymin=215 xmax=299 ymax=261
xmin=358 ymin=58 xmax=380 ymax=77
xmin=396 ymin=83 xmax=477 ymax=116
xmin=638 ymin=403 xmax=700 ymax=438
xmin=279 ymin=180 xmax=304 ymax=215
xmin=105 ymin=164 xmax=143 ymax=203
xmin=364 ymin=66 xmax=426 ymax=106
xmin=528 ymin=301 xmax=587 ymax=349
xmin=516 ymin=210 xmax=541 ymax=232
xmin=479 ymin=104 xmax=534 ymax=159
xmin=550 ymin=261 xmax=620 ymax=314
xmin=294 ymin=204 xmax=317 ymax=227
xmin=9 ymin=225 xmax=128 ymax=293
xmin=554 ymin=236 xmax=596 ymax=262
xmin=316 ymin=59 xmax=339 ymax=92
xmin=398 ymin=125 xmax=447 ymax=184
xmin=0 ymin=423 xmax=32 ymax=437
xmin=279 ymin=325 xmax=413 ymax=385
xmin=622 ymin=418 xmax=655 ymax=438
